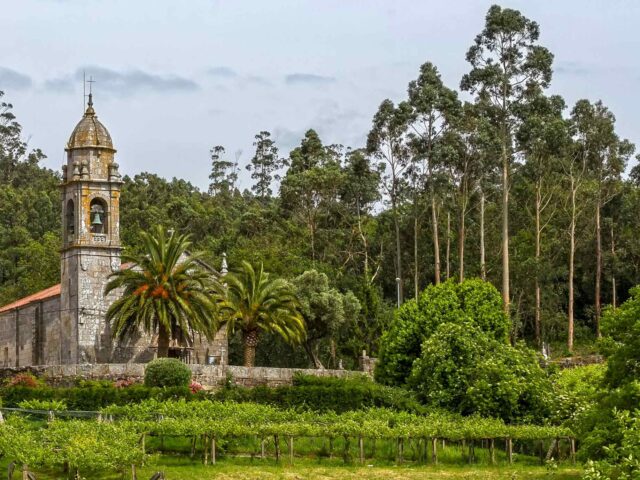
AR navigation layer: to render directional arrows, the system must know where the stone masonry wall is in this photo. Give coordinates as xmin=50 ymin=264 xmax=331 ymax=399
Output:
xmin=0 ymin=363 xmax=367 ymax=388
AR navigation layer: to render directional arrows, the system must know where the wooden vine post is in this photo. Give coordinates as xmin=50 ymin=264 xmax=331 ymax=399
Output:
xmin=261 ymin=437 xmax=266 ymax=459
xmin=570 ymin=438 xmax=576 ymax=465
xmin=203 ymin=435 xmax=209 ymax=465
xmin=431 ymin=437 xmax=438 ymax=465
xmin=288 ymin=436 xmax=294 ymax=465
xmin=489 ymin=438 xmax=495 ymax=465
xmin=274 ymin=434 xmax=280 ymax=462
xmin=507 ymin=437 xmax=513 ymax=464
xmin=131 ymin=464 xmax=137 ymax=480
xmin=211 ymin=436 xmax=216 ymax=465
xmin=358 ymin=436 xmax=365 ymax=464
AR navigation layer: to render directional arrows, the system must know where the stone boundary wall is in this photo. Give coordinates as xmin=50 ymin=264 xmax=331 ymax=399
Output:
xmin=0 ymin=363 xmax=369 ymax=388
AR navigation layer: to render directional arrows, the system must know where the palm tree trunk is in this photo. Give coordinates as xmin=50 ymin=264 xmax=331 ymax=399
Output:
xmin=243 ymin=329 xmax=259 ymax=367
xmin=535 ymin=183 xmax=542 ymax=347
xmin=157 ymin=325 xmax=170 ymax=358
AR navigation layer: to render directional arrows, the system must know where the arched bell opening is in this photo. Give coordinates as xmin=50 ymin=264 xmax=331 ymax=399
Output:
xmin=65 ymin=199 xmax=75 ymax=243
xmin=90 ymin=198 xmax=108 ymax=235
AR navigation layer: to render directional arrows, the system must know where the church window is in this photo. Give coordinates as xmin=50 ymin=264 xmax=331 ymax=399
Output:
xmin=65 ymin=199 xmax=75 ymax=241
xmin=90 ymin=198 xmax=108 ymax=234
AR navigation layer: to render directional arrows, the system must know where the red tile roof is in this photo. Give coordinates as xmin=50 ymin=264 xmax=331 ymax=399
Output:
xmin=0 ymin=262 xmax=134 ymax=314
xmin=0 ymin=284 xmax=61 ymax=313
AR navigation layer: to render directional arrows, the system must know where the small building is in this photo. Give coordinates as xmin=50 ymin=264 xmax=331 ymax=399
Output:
xmin=0 ymin=95 xmax=227 ymax=367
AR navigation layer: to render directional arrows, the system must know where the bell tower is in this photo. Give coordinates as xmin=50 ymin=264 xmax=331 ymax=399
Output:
xmin=60 ymin=94 xmax=123 ymax=363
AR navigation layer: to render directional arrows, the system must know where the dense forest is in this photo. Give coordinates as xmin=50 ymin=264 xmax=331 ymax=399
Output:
xmin=2 ymin=5 xmax=640 ymax=369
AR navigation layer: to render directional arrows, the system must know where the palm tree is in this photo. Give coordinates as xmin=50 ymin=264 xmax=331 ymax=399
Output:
xmin=105 ymin=226 xmax=217 ymax=358
xmin=215 ymin=261 xmax=305 ymax=367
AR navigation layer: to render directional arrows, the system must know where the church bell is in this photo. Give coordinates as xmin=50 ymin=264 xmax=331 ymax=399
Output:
xmin=91 ymin=212 xmax=102 ymax=226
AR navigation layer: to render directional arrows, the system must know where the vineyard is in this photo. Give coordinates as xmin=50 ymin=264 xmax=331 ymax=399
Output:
xmin=0 ymin=400 xmax=574 ymax=478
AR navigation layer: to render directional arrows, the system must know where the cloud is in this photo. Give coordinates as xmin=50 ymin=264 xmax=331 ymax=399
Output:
xmin=207 ymin=66 xmax=238 ymax=78
xmin=285 ymin=73 xmax=336 ymax=86
xmin=0 ymin=67 xmax=32 ymax=90
xmin=43 ymin=77 xmax=75 ymax=93
xmin=45 ymin=66 xmax=199 ymax=95
xmin=555 ymin=61 xmax=591 ymax=76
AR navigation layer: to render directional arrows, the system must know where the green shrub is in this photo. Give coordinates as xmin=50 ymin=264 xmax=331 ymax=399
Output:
xmin=409 ymin=323 xmax=552 ymax=423
xmin=144 ymin=358 xmax=192 ymax=388
xmin=214 ymin=374 xmax=426 ymax=413
xmin=375 ymin=279 xmax=509 ymax=386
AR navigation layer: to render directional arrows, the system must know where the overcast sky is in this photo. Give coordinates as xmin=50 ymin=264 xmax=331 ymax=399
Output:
xmin=3 ymin=0 xmax=639 ymax=190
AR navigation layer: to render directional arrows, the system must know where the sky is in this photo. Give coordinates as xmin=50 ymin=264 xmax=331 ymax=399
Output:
xmin=2 ymin=0 xmax=640 ymax=191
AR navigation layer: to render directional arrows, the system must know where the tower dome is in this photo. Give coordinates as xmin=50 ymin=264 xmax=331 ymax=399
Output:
xmin=66 ymin=94 xmax=114 ymax=151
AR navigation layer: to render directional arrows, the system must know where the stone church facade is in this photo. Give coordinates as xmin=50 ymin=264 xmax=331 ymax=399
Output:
xmin=0 ymin=96 xmax=227 ymax=367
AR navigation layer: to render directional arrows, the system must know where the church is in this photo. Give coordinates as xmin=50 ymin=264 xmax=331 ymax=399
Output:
xmin=0 ymin=96 xmax=228 ymax=367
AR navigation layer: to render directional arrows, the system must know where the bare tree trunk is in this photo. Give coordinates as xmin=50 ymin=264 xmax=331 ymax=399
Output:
xmin=480 ymin=191 xmax=486 ymax=281
xmin=611 ymin=221 xmax=617 ymax=309
xmin=432 ymin=196 xmax=440 ymax=284
xmin=393 ymin=198 xmax=403 ymax=302
xmin=414 ymin=215 xmax=419 ymax=300
xmin=568 ymin=178 xmax=576 ymax=352
xmin=459 ymin=203 xmax=465 ymax=282
xmin=535 ymin=183 xmax=542 ymax=347
xmin=501 ymin=152 xmax=510 ymax=314
xmin=595 ymin=200 xmax=602 ymax=338
xmin=446 ymin=212 xmax=451 ymax=280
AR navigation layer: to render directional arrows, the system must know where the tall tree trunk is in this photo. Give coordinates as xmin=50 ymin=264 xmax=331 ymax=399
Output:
xmin=243 ymin=329 xmax=259 ymax=367
xmin=535 ymin=182 xmax=542 ymax=347
xmin=480 ymin=191 xmax=486 ymax=281
xmin=611 ymin=221 xmax=617 ymax=309
xmin=446 ymin=212 xmax=451 ymax=280
xmin=568 ymin=178 xmax=576 ymax=352
xmin=459 ymin=203 xmax=465 ymax=282
xmin=432 ymin=196 xmax=441 ymax=284
xmin=501 ymin=151 xmax=510 ymax=314
xmin=414 ymin=214 xmax=419 ymax=300
xmin=157 ymin=325 xmax=170 ymax=358
xmin=394 ymin=207 xmax=403 ymax=303
xmin=595 ymin=199 xmax=602 ymax=338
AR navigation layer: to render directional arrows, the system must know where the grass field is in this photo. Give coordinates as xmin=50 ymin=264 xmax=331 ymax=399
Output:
xmin=2 ymin=456 xmax=582 ymax=480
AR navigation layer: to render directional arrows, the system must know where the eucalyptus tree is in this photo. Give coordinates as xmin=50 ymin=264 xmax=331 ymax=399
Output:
xmin=247 ymin=131 xmax=283 ymax=199
xmin=367 ymin=99 xmax=411 ymax=303
xmin=406 ymin=62 xmax=461 ymax=286
xmin=340 ymin=149 xmax=381 ymax=283
xmin=515 ymin=94 xmax=568 ymax=346
xmin=439 ymin=102 xmax=484 ymax=282
xmin=280 ymin=130 xmax=345 ymax=262
xmin=461 ymin=5 xmax=554 ymax=313
xmin=576 ymin=101 xmax=634 ymax=337
xmin=208 ymin=145 xmax=238 ymax=197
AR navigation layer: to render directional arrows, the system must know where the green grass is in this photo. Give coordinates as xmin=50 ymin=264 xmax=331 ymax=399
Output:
xmin=1 ymin=442 xmax=582 ymax=479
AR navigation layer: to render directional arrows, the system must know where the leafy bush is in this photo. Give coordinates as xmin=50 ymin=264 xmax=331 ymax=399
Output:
xmin=375 ymin=279 xmax=509 ymax=386
xmin=144 ymin=358 xmax=192 ymax=388
xmin=583 ymin=409 xmax=640 ymax=480
xmin=5 ymin=373 xmax=41 ymax=388
xmin=214 ymin=374 xmax=426 ymax=413
xmin=409 ymin=323 xmax=552 ymax=423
